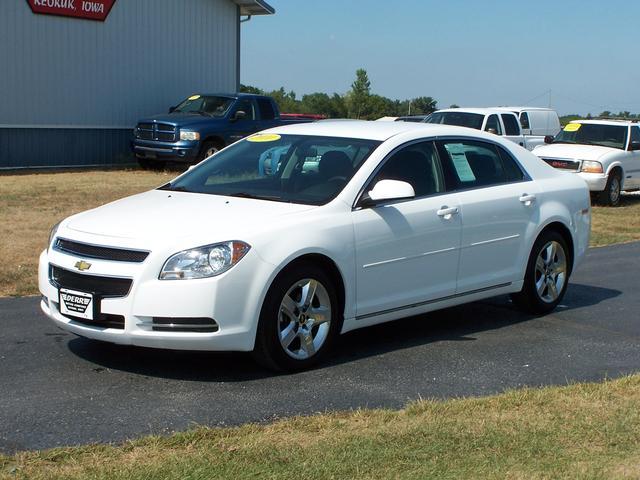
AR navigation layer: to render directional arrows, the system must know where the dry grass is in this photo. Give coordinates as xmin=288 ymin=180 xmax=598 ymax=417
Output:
xmin=1 ymin=375 xmax=639 ymax=479
xmin=0 ymin=170 xmax=639 ymax=297
xmin=0 ymin=170 xmax=171 ymax=296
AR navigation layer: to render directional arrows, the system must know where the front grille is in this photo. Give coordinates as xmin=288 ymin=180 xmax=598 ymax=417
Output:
xmin=135 ymin=122 xmax=177 ymax=142
xmin=55 ymin=238 xmax=149 ymax=263
xmin=50 ymin=265 xmax=132 ymax=298
xmin=542 ymin=158 xmax=580 ymax=171
xmin=151 ymin=317 xmax=219 ymax=333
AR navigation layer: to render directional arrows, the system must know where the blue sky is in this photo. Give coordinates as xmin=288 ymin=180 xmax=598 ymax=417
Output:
xmin=241 ymin=1 xmax=640 ymax=115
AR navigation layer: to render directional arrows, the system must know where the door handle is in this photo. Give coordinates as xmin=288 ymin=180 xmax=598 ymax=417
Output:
xmin=519 ymin=194 xmax=536 ymax=205
xmin=437 ymin=206 xmax=459 ymax=219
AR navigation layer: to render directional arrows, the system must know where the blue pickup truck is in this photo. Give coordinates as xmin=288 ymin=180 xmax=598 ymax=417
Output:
xmin=132 ymin=93 xmax=312 ymax=168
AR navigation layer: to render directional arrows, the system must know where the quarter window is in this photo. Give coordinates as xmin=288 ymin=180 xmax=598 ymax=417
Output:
xmin=501 ymin=114 xmax=521 ymax=136
xmin=436 ymin=140 xmax=525 ymax=189
xmin=370 ymin=141 xmax=446 ymax=198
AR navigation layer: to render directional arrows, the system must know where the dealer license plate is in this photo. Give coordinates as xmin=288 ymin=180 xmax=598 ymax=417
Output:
xmin=59 ymin=288 xmax=94 ymax=320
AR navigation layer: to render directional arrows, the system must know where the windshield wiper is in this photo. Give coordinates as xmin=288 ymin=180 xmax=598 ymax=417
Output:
xmin=158 ymin=184 xmax=189 ymax=192
xmin=227 ymin=192 xmax=283 ymax=201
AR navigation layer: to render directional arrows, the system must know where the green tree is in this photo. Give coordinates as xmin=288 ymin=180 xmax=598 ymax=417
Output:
xmin=239 ymin=84 xmax=263 ymax=94
xmin=410 ymin=96 xmax=437 ymax=115
xmin=348 ymin=68 xmax=371 ymax=119
xmin=599 ymin=111 xmax=611 ymax=118
xmin=449 ymin=104 xmax=460 ymax=108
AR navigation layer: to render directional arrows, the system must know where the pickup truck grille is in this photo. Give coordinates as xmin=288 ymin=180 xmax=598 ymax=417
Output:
xmin=135 ymin=122 xmax=177 ymax=142
xmin=541 ymin=158 xmax=581 ymax=172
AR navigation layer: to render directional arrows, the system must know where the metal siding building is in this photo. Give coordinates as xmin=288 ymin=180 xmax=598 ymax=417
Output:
xmin=0 ymin=0 xmax=273 ymax=169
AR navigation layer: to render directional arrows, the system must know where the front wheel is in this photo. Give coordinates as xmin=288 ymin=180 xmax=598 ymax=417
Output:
xmin=197 ymin=141 xmax=222 ymax=162
xmin=253 ymin=263 xmax=340 ymax=372
xmin=511 ymin=231 xmax=570 ymax=315
xmin=597 ymin=171 xmax=622 ymax=206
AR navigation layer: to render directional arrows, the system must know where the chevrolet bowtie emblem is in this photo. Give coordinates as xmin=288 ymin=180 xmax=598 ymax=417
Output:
xmin=74 ymin=260 xmax=92 ymax=271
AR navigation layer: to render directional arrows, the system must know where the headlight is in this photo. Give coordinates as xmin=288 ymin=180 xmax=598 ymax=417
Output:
xmin=48 ymin=221 xmax=61 ymax=252
xmin=581 ymin=160 xmax=603 ymax=173
xmin=160 ymin=241 xmax=250 ymax=280
xmin=180 ymin=130 xmax=200 ymax=141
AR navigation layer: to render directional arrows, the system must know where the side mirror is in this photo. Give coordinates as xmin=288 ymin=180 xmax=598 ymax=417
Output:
xmin=544 ymin=135 xmax=554 ymax=144
xmin=231 ymin=110 xmax=246 ymax=122
xmin=359 ymin=179 xmax=415 ymax=207
xmin=168 ymin=106 xmax=177 ymax=113
xmin=486 ymin=128 xmax=498 ymax=135
xmin=629 ymin=140 xmax=640 ymax=151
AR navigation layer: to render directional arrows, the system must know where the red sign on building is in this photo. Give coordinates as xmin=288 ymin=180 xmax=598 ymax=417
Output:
xmin=26 ymin=0 xmax=117 ymax=22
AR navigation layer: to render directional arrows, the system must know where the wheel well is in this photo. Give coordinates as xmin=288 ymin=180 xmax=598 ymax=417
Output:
xmin=278 ymin=254 xmax=346 ymax=326
xmin=540 ymin=222 xmax=575 ymax=275
xmin=202 ymin=136 xmax=225 ymax=149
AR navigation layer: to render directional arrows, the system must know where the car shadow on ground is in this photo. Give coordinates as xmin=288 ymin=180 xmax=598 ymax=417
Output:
xmin=67 ymin=282 xmax=620 ymax=381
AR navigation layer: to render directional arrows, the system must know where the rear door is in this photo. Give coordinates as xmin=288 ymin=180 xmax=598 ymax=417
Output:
xmin=436 ymin=138 xmax=539 ymax=293
xmin=625 ymin=125 xmax=640 ymax=188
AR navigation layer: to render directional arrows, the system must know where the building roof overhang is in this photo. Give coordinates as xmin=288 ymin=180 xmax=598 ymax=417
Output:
xmin=232 ymin=0 xmax=275 ymax=15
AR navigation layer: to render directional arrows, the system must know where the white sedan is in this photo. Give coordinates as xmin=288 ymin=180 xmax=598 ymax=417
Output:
xmin=39 ymin=121 xmax=591 ymax=371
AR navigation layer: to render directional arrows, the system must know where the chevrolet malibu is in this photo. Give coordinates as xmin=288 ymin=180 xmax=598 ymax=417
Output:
xmin=39 ymin=121 xmax=591 ymax=371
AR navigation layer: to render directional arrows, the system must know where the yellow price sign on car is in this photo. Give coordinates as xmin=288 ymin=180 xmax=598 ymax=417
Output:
xmin=247 ymin=134 xmax=281 ymax=142
xmin=188 ymin=94 xmax=201 ymax=101
xmin=564 ymin=123 xmax=581 ymax=132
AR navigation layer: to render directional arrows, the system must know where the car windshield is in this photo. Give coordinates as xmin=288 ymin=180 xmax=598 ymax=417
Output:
xmin=553 ymin=123 xmax=628 ymax=149
xmin=173 ymin=95 xmax=235 ymax=117
xmin=159 ymin=134 xmax=381 ymax=205
xmin=423 ymin=112 xmax=484 ymax=130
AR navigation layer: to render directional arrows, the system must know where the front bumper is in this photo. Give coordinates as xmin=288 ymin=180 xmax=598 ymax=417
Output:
xmin=38 ymin=242 xmax=270 ymax=352
xmin=132 ymin=139 xmax=200 ymax=163
xmin=577 ymin=172 xmax=608 ymax=192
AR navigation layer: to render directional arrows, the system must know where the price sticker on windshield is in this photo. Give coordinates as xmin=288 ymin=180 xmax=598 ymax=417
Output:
xmin=247 ymin=134 xmax=281 ymax=143
xmin=564 ymin=123 xmax=581 ymax=132
xmin=188 ymin=94 xmax=201 ymax=100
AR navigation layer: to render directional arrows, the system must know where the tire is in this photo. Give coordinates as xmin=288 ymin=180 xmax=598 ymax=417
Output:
xmin=198 ymin=141 xmax=222 ymax=162
xmin=252 ymin=262 xmax=340 ymax=372
xmin=511 ymin=230 xmax=570 ymax=315
xmin=597 ymin=170 xmax=622 ymax=207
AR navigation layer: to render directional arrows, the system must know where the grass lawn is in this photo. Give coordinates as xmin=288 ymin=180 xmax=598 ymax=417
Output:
xmin=1 ymin=375 xmax=639 ymax=479
xmin=1 ymin=169 xmax=639 ymax=297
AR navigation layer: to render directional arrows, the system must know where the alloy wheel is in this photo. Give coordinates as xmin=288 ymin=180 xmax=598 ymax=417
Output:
xmin=534 ymin=240 xmax=567 ymax=303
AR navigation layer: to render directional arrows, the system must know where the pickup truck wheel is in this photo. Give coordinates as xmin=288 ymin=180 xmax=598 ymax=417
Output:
xmin=511 ymin=230 xmax=569 ymax=315
xmin=597 ymin=171 xmax=622 ymax=207
xmin=252 ymin=262 xmax=339 ymax=372
xmin=198 ymin=141 xmax=222 ymax=162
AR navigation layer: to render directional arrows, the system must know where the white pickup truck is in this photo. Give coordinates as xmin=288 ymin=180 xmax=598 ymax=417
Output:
xmin=532 ymin=119 xmax=640 ymax=206
xmin=424 ymin=107 xmax=560 ymax=151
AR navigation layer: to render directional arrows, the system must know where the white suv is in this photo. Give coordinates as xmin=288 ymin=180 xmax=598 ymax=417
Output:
xmin=532 ymin=120 xmax=640 ymax=206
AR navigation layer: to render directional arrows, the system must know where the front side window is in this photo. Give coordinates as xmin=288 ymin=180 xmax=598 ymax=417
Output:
xmin=553 ymin=123 xmax=628 ymax=150
xmin=234 ymin=100 xmax=256 ymax=120
xmin=173 ymin=95 xmax=234 ymax=117
xmin=501 ymin=114 xmax=521 ymax=136
xmin=629 ymin=126 xmax=640 ymax=145
xmin=485 ymin=115 xmax=502 ymax=135
xmin=424 ymin=112 xmax=484 ymax=130
xmin=160 ymin=134 xmax=380 ymax=205
xmin=369 ymin=141 xmax=446 ymax=198
xmin=519 ymin=112 xmax=530 ymax=130
xmin=436 ymin=140 xmax=524 ymax=189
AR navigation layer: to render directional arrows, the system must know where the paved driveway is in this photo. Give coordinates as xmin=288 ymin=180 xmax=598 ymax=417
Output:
xmin=1 ymin=242 xmax=638 ymax=453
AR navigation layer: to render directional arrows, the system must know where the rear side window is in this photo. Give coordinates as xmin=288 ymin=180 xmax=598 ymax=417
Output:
xmin=257 ymin=99 xmax=276 ymax=120
xmin=630 ymin=126 xmax=640 ymax=144
xmin=370 ymin=141 xmax=446 ymax=197
xmin=485 ymin=115 xmax=502 ymax=135
xmin=501 ymin=114 xmax=521 ymax=136
xmin=519 ymin=112 xmax=530 ymax=130
xmin=436 ymin=140 xmax=525 ymax=189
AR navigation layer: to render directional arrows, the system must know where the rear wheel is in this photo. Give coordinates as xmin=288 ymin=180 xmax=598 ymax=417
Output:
xmin=253 ymin=263 xmax=339 ymax=372
xmin=511 ymin=230 xmax=569 ymax=314
xmin=597 ymin=170 xmax=622 ymax=206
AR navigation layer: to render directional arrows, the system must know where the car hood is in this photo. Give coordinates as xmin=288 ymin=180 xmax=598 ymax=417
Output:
xmin=65 ymin=190 xmax=315 ymax=243
xmin=532 ymin=143 xmax=615 ymax=161
xmin=138 ymin=113 xmax=224 ymax=128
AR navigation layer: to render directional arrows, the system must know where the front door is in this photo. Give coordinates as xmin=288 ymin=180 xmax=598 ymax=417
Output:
xmin=352 ymin=141 xmax=461 ymax=318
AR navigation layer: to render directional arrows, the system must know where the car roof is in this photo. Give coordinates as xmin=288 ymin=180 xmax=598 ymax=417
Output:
xmin=262 ymin=119 xmax=486 ymax=141
xmin=434 ymin=107 xmax=512 ymax=116
xmin=492 ymin=106 xmax=556 ymax=113
xmin=570 ymin=119 xmax=636 ymax=127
